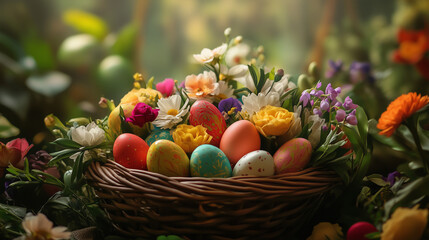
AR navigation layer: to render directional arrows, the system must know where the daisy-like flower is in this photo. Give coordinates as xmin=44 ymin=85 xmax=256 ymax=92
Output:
xmin=193 ymin=43 xmax=227 ymax=64
xmin=153 ymin=95 xmax=190 ymax=129
xmin=185 ymin=71 xmax=218 ymax=100
xmin=225 ymin=43 xmax=250 ymax=66
xmin=236 ymin=70 xmax=295 ymax=95
xmin=70 ymin=122 xmax=105 ymax=147
xmin=241 ymin=92 xmax=280 ymax=117
xmin=377 ymin=92 xmax=429 ymax=137
xmin=213 ymin=81 xmax=234 ymax=100
xmin=20 ymin=213 xmax=71 ymax=240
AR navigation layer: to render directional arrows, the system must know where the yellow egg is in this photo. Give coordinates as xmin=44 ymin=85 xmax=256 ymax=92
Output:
xmin=147 ymin=140 xmax=190 ymax=177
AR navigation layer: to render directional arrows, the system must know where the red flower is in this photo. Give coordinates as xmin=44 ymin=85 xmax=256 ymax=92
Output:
xmin=393 ymin=28 xmax=429 ymax=80
xmin=126 ymin=102 xmax=159 ymax=127
xmin=0 ymin=138 xmax=33 ymax=175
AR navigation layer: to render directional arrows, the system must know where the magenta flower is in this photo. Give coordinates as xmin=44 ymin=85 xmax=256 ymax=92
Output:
xmin=156 ymin=78 xmax=175 ymax=97
xmin=126 ymin=103 xmax=159 ymax=127
xmin=0 ymin=138 xmax=33 ymax=171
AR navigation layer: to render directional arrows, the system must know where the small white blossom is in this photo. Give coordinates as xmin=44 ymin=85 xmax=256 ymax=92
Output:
xmin=193 ymin=44 xmax=227 ymax=64
xmin=213 ymin=81 xmax=234 ymax=100
xmin=304 ymin=109 xmax=325 ymax=148
xmin=225 ymin=43 xmax=250 ymax=66
xmin=70 ymin=122 xmax=105 ymax=147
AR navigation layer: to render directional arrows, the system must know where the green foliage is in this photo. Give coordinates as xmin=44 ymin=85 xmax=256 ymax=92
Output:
xmin=63 ymin=9 xmax=109 ymax=40
xmin=111 ymin=24 xmax=139 ymax=58
xmin=0 ymin=204 xmax=25 ymax=239
xmin=0 ymin=115 xmax=19 ymax=138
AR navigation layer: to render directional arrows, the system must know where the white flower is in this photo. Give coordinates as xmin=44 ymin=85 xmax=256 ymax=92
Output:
xmin=193 ymin=43 xmax=227 ymax=64
xmin=70 ymin=122 xmax=105 ymax=147
xmin=241 ymin=92 xmax=280 ymax=116
xmin=236 ymin=70 xmax=296 ymax=95
xmin=303 ymin=109 xmax=325 ymax=148
xmin=278 ymin=105 xmax=303 ymax=144
xmin=21 ymin=213 xmax=71 ymax=240
xmin=153 ymin=95 xmax=190 ymax=129
xmin=213 ymin=81 xmax=234 ymax=100
xmin=225 ymin=43 xmax=250 ymax=66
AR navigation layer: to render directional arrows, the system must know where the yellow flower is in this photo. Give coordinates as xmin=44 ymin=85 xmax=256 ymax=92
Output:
xmin=172 ymin=124 xmax=213 ymax=153
xmin=381 ymin=205 xmax=428 ymax=240
xmin=251 ymin=105 xmax=294 ymax=137
xmin=307 ymin=222 xmax=343 ymax=240
xmin=120 ymin=88 xmax=162 ymax=106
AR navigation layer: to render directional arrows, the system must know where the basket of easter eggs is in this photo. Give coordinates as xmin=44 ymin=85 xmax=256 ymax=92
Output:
xmin=85 ymin=74 xmax=370 ymax=239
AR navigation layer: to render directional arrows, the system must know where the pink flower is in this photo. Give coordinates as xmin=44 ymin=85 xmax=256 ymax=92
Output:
xmin=156 ymin=78 xmax=175 ymax=97
xmin=347 ymin=222 xmax=378 ymax=240
xmin=126 ymin=102 xmax=159 ymax=127
xmin=0 ymin=138 xmax=33 ymax=169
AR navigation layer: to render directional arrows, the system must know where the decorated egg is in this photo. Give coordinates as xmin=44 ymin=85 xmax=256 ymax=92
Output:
xmin=190 ymin=144 xmax=232 ymax=178
xmin=147 ymin=140 xmax=190 ymax=177
xmin=233 ymin=150 xmax=275 ymax=177
xmin=273 ymin=138 xmax=312 ymax=174
xmin=189 ymin=100 xmax=226 ymax=147
xmin=145 ymin=128 xmax=173 ymax=146
xmin=113 ymin=133 xmax=149 ymax=170
xmin=220 ymin=120 xmax=261 ymax=166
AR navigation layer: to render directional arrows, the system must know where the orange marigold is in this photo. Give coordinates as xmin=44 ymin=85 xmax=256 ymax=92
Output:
xmin=377 ymin=92 xmax=429 ymax=136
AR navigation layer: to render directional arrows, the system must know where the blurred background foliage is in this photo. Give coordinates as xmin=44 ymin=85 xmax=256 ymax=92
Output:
xmin=0 ymin=0 xmax=426 ymax=159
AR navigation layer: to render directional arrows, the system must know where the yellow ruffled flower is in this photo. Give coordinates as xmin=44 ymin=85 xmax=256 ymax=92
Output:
xmin=251 ymin=105 xmax=293 ymax=137
xmin=381 ymin=205 xmax=428 ymax=240
xmin=120 ymin=88 xmax=162 ymax=106
xmin=172 ymin=124 xmax=213 ymax=153
xmin=307 ymin=222 xmax=343 ymax=240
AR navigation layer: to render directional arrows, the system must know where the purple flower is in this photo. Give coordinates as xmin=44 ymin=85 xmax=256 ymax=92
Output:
xmin=336 ymin=109 xmax=346 ymax=122
xmin=349 ymin=62 xmax=375 ymax=83
xmin=343 ymin=96 xmax=358 ymax=110
xmin=316 ymin=81 xmax=322 ymax=89
xmin=384 ymin=171 xmax=401 ymax=186
xmin=313 ymin=108 xmax=322 ymax=117
xmin=325 ymin=83 xmax=339 ymax=100
xmin=325 ymin=60 xmax=343 ymax=78
xmin=300 ymin=91 xmax=311 ymax=107
xmin=320 ymin=99 xmax=330 ymax=111
xmin=179 ymin=81 xmax=186 ymax=89
xmin=346 ymin=114 xmax=357 ymax=125
xmin=126 ymin=103 xmax=159 ymax=127
xmin=218 ymin=98 xmax=242 ymax=114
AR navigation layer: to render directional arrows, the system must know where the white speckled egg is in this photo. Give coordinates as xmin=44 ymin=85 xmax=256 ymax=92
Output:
xmin=232 ymin=150 xmax=275 ymax=177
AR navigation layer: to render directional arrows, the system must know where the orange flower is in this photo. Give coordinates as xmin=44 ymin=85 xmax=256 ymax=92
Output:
xmin=377 ymin=92 xmax=429 ymax=136
xmin=185 ymin=71 xmax=217 ymax=99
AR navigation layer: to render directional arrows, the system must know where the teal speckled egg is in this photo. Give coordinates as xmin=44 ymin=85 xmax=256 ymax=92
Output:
xmin=190 ymin=144 xmax=232 ymax=178
xmin=145 ymin=129 xmax=173 ymax=146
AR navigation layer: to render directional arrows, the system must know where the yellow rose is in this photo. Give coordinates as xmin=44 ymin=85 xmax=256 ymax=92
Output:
xmin=381 ymin=206 xmax=428 ymax=240
xmin=307 ymin=222 xmax=343 ymax=240
xmin=251 ymin=105 xmax=293 ymax=137
xmin=172 ymin=124 xmax=213 ymax=153
xmin=120 ymin=88 xmax=162 ymax=106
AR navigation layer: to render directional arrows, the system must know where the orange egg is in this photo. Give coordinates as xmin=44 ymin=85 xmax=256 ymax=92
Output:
xmin=220 ymin=120 xmax=261 ymax=166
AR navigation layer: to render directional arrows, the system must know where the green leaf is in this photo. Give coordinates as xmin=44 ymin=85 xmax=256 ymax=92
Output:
xmin=111 ymin=24 xmax=138 ymax=58
xmin=63 ymin=9 xmax=109 ymax=40
xmin=0 ymin=115 xmax=19 ymax=138
xmin=26 ymin=71 xmax=71 ymax=97
xmin=147 ymin=76 xmax=155 ymax=89
xmin=22 ymin=33 xmax=55 ymax=71
xmin=356 ymin=106 xmax=368 ymax=147
xmin=248 ymin=64 xmax=258 ymax=92
xmin=70 ymin=151 xmax=84 ymax=184
xmin=53 ymin=138 xmax=82 ymax=149
xmin=256 ymin=68 xmax=266 ymax=93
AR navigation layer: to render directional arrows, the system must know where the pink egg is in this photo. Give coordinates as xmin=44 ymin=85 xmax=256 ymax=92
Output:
xmin=220 ymin=120 xmax=260 ymax=166
xmin=189 ymin=100 xmax=226 ymax=147
xmin=273 ymin=138 xmax=312 ymax=174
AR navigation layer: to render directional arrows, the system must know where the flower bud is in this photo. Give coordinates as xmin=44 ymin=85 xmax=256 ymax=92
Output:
xmin=298 ymin=74 xmax=312 ymax=92
xmin=44 ymin=115 xmax=56 ymax=129
xmin=234 ymin=36 xmax=243 ymax=44
xmin=224 ymin=27 xmax=231 ymax=37
xmin=336 ymin=109 xmax=346 ymax=122
xmin=257 ymin=45 xmax=264 ymax=54
xmin=308 ymin=61 xmax=320 ymax=82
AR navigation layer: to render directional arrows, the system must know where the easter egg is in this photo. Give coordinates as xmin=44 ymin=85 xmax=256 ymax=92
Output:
xmin=220 ymin=120 xmax=261 ymax=166
xmin=145 ymin=128 xmax=173 ymax=146
xmin=233 ymin=150 xmax=275 ymax=177
xmin=147 ymin=140 xmax=190 ymax=177
xmin=190 ymin=144 xmax=232 ymax=178
xmin=113 ymin=133 xmax=149 ymax=170
xmin=273 ymin=138 xmax=312 ymax=174
xmin=189 ymin=100 xmax=226 ymax=147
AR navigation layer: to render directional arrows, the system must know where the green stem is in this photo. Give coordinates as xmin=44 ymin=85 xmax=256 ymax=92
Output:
xmin=406 ymin=121 xmax=428 ymax=174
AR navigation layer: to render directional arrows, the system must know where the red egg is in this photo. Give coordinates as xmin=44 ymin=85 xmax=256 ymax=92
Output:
xmin=189 ymin=100 xmax=226 ymax=147
xmin=113 ymin=133 xmax=149 ymax=169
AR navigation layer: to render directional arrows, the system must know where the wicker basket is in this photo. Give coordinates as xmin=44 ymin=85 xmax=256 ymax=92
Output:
xmin=86 ymin=160 xmax=342 ymax=239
